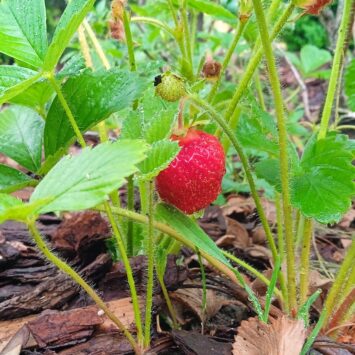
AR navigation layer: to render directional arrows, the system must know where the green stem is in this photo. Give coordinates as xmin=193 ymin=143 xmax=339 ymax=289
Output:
xmin=144 ymin=181 xmax=155 ymax=348
xmin=167 ymin=0 xmax=179 ymax=27
xmin=196 ymin=248 xmax=207 ymax=327
xmin=323 ymin=241 xmax=355 ymax=327
xmin=188 ymin=94 xmax=278 ymax=261
xmin=95 ymin=205 xmax=240 ymax=284
xmin=83 ymin=19 xmax=111 ymax=69
xmin=223 ymin=250 xmax=282 ymax=299
xmin=157 ymin=272 xmax=179 ymax=328
xmin=47 ymin=75 xmax=86 ymax=148
xmin=254 ymin=69 xmax=266 ymax=111
xmin=222 ymin=3 xmax=295 ymax=126
xmin=318 ymin=0 xmax=353 ymax=140
xmin=181 ymin=0 xmax=193 ymax=72
xmin=138 ymin=180 xmax=148 ymax=214
xmin=296 ymin=213 xmax=305 ymax=248
xmin=104 ymin=202 xmax=144 ymax=346
xmin=221 ymin=106 xmax=242 ymax=151
xmin=131 ymin=17 xmax=175 ymax=37
xmin=123 ymin=9 xmax=137 ymax=72
xmin=127 ymin=175 xmax=135 ymax=256
xmin=299 ymin=218 xmax=312 ymax=305
xmin=27 ymin=219 xmax=139 ymax=352
xmin=251 ymin=0 xmax=296 ymax=312
xmin=207 ymin=20 xmax=247 ymax=103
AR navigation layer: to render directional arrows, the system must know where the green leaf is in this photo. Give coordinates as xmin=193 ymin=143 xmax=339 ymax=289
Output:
xmin=155 ymin=203 xmax=230 ymax=267
xmin=121 ymin=92 xmax=177 ymax=143
xmin=172 ymin=0 xmax=236 ymax=23
xmin=10 ymin=79 xmax=53 ymax=109
xmin=44 ymin=69 xmax=148 ymax=157
xmin=0 ymin=193 xmax=48 ymax=223
xmin=0 ymin=65 xmax=41 ymax=104
xmin=0 ymin=106 xmax=44 ymax=172
xmin=31 ymin=140 xmax=148 ymax=213
xmin=138 ymin=141 xmax=180 ymax=181
xmin=143 ymin=105 xmax=177 ymax=144
xmin=255 ymin=159 xmax=281 ymax=192
xmin=43 ymin=0 xmax=95 ymax=70
xmin=344 ymin=59 xmax=355 ymax=111
xmin=291 ymin=134 xmax=355 ymax=224
xmin=0 ymin=0 xmax=47 ymax=67
xmin=0 ymin=165 xmax=35 ymax=193
xmin=120 ymin=112 xmax=143 ymax=140
xmin=237 ymin=98 xmax=278 ymax=155
xmin=300 ymin=45 xmax=331 ymax=74
xmin=57 ymin=53 xmax=86 ymax=79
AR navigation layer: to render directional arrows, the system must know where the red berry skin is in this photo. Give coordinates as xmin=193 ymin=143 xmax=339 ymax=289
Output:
xmin=156 ymin=129 xmax=226 ymax=214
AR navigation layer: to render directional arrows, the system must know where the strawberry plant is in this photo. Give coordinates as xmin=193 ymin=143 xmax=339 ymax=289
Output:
xmin=0 ymin=0 xmax=354 ymax=354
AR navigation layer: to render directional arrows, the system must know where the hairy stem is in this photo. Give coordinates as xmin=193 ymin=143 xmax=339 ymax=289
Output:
xmin=83 ymin=19 xmax=111 ymax=69
xmin=222 ymin=3 xmax=294 ymax=125
xmin=323 ymin=241 xmax=355 ymax=327
xmin=207 ymin=20 xmax=247 ymax=103
xmin=47 ymin=75 xmax=86 ymax=148
xmin=126 ymin=175 xmax=135 ymax=256
xmin=299 ymin=218 xmax=312 ymax=305
xmin=123 ymin=9 xmax=137 ymax=72
xmin=104 ymin=202 xmax=144 ymax=346
xmin=27 ymin=219 xmax=139 ymax=352
xmin=144 ymin=181 xmax=155 ymax=347
xmin=188 ymin=94 xmax=278 ymax=260
xmin=251 ymin=0 xmax=296 ymax=312
xmin=318 ymin=0 xmax=353 ymax=139
xmin=181 ymin=0 xmax=193 ymax=72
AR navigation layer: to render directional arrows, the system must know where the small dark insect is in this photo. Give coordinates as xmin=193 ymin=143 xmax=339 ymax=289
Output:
xmin=154 ymin=75 xmax=162 ymax=87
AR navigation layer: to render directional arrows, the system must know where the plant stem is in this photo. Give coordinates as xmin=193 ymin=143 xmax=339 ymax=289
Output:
xmin=222 ymin=3 xmax=294 ymax=125
xmin=47 ymin=75 xmax=86 ymax=148
xmin=318 ymin=0 xmax=353 ymax=140
xmin=96 ymin=205 xmax=239 ymax=284
xmin=207 ymin=20 xmax=247 ymax=103
xmin=126 ymin=175 xmax=135 ymax=256
xmin=323 ymin=241 xmax=355 ymax=327
xmin=251 ymin=0 xmax=296 ymax=312
xmin=83 ymin=19 xmax=111 ymax=69
xmin=254 ymin=70 xmax=266 ymax=111
xmin=138 ymin=181 xmax=148 ymax=214
xmin=223 ymin=250 xmax=282 ymax=299
xmin=157 ymin=271 xmax=179 ymax=328
xmin=78 ymin=25 xmax=94 ymax=68
xmin=104 ymin=201 xmax=144 ymax=346
xmin=131 ymin=17 xmax=175 ymax=37
xmin=77 ymin=22 xmax=109 ymax=143
xmin=188 ymin=94 xmax=278 ymax=260
xmin=144 ymin=180 xmax=155 ymax=347
xmin=123 ymin=9 xmax=137 ymax=72
xmin=299 ymin=218 xmax=312 ymax=305
xmin=196 ymin=248 xmax=207 ymax=330
xmin=220 ymin=106 xmax=241 ymax=151
xmin=296 ymin=213 xmax=305 ymax=248
xmin=181 ymin=0 xmax=193 ymax=72
xmin=167 ymin=0 xmax=179 ymax=27
xmin=27 ymin=219 xmax=139 ymax=352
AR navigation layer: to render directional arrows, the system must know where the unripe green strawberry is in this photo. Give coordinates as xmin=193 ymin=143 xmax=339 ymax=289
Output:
xmin=154 ymin=72 xmax=186 ymax=102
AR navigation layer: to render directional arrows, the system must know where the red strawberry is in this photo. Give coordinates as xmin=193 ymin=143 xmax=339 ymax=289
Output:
xmin=156 ymin=129 xmax=226 ymax=214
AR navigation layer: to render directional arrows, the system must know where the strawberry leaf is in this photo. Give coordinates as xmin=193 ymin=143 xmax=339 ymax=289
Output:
xmin=0 ymin=106 xmax=44 ymax=172
xmin=31 ymin=140 xmax=148 ymax=213
xmin=43 ymin=0 xmax=95 ymax=70
xmin=138 ymin=140 xmax=180 ymax=181
xmin=0 ymin=0 xmax=47 ymax=68
xmin=156 ymin=203 xmax=230 ymax=266
xmin=344 ymin=59 xmax=355 ymax=111
xmin=291 ymin=134 xmax=355 ymax=224
xmin=0 ymin=66 xmax=41 ymax=104
xmin=44 ymin=69 xmax=148 ymax=157
xmin=0 ymin=165 xmax=35 ymax=193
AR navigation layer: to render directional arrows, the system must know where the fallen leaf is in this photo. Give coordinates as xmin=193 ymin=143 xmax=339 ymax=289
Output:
xmin=233 ymin=316 xmax=307 ymax=355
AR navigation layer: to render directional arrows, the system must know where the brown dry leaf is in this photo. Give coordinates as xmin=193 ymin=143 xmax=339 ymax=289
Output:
xmin=222 ymin=195 xmax=255 ymax=217
xmin=338 ymin=208 xmax=355 ymax=229
xmin=245 ymin=245 xmax=272 ymax=262
xmin=226 ymin=218 xmax=250 ymax=247
xmin=170 ymin=282 xmax=236 ymax=323
xmin=251 ymin=226 xmax=266 ymax=244
xmin=233 ymin=316 xmax=307 ymax=355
